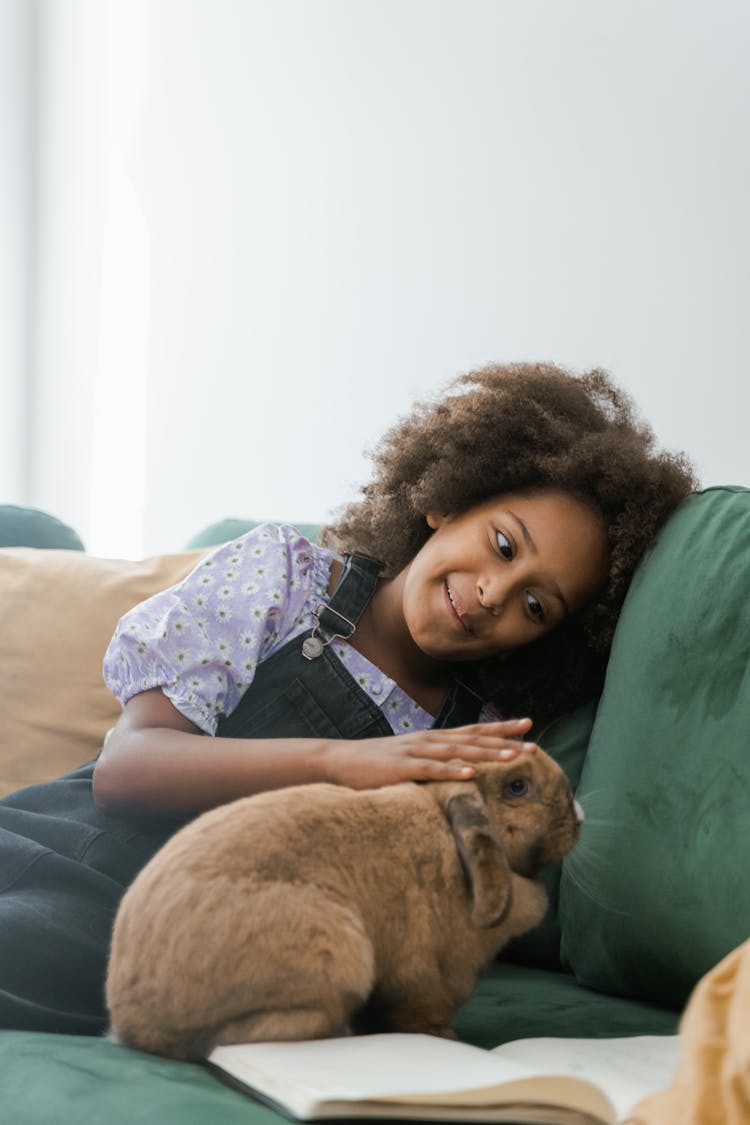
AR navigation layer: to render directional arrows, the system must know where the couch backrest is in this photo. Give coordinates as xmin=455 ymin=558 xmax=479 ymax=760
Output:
xmin=557 ymin=486 xmax=750 ymax=1006
xmin=0 ymin=504 xmax=85 ymax=550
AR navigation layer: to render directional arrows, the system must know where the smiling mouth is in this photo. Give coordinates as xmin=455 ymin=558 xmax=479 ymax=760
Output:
xmin=445 ymin=582 xmax=472 ymax=633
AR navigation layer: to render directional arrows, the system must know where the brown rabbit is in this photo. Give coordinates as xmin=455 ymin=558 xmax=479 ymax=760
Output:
xmin=106 ymin=749 xmax=581 ymax=1060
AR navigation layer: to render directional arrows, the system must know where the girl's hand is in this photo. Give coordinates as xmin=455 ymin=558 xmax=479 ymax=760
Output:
xmin=322 ymin=718 xmax=537 ymax=790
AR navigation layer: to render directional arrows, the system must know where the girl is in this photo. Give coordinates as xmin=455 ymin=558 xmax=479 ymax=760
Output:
xmin=0 ymin=362 xmax=695 ymax=1035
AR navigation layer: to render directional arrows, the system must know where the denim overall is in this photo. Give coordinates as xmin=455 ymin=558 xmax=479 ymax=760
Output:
xmin=0 ymin=554 xmax=481 ymax=1035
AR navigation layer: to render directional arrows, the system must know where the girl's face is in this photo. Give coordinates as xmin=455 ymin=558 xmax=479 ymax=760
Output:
xmin=400 ymin=491 xmax=609 ymax=662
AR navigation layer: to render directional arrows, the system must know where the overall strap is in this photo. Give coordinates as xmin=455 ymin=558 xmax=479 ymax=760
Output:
xmin=300 ymin=550 xmax=484 ymax=729
xmin=432 ymin=675 xmax=484 ymax=729
xmin=301 ymin=553 xmax=383 ymax=660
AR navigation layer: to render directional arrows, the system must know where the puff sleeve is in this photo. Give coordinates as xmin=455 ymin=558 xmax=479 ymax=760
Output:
xmin=103 ymin=524 xmax=332 ymax=734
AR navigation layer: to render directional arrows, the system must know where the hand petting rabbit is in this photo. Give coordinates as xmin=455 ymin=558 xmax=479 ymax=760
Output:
xmin=106 ymin=749 xmax=582 ymax=1060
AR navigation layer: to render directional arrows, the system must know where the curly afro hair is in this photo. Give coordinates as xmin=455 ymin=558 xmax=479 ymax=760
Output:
xmin=321 ymin=362 xmax=697 ymax=726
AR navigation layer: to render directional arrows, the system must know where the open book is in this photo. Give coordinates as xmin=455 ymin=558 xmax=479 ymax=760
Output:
xmin=208 ymin=1032 xmax=679 ymax=1124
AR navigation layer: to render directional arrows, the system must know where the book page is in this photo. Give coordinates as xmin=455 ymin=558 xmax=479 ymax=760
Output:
xmin=212 ymin=1033 xmax=536 ymax=1100
xmin=209 ymin=1033 xmax=616 ymax=1122
xmin=492 ymin=1036 xmax=680 ymax=1120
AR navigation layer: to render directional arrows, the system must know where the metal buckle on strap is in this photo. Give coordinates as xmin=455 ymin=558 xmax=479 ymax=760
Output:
xmin=301 ymin=604 xmax=357 ymax=660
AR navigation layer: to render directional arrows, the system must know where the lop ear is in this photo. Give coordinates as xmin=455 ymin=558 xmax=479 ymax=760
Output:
xmin=442 ymin=786 xmax=513 ymax=928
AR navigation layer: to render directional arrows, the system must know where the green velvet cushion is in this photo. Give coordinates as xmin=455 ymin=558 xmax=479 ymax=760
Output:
xmin=0 ymin=966 xmax=678 ymax=1124
xmin=185 ymin=520 xmax=322 ymax=549
xmin=0 ymin=504 xmax=84 ymax=550
xmin=559 ymin=487 xmax=750 ymax=1007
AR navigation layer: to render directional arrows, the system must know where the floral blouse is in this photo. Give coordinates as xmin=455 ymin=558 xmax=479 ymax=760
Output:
xmin=103 ymin=524 xmax=439 ymax=736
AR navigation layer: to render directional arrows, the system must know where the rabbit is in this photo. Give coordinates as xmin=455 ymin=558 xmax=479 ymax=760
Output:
xmin=106 ymin=748 xmax=582 ymax=1060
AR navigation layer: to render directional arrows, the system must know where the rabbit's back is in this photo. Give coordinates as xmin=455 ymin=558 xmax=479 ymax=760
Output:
xmin=106 ymin=780 xmax=460 ymax=1057
xmin=144 ymin=780 xmax=445 ymax=884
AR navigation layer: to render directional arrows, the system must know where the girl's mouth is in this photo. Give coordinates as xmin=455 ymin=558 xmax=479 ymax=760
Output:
xmin=445 ymin=582 xmax=472 ymax=633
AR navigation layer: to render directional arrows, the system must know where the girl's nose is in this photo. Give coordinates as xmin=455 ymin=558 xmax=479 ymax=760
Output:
xmin=477 ymin=575 xmax=508 ymax=615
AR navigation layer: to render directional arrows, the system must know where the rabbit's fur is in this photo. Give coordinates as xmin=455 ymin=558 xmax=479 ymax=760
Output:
xmin=106 ymin=749 xmax=581 ymax=1060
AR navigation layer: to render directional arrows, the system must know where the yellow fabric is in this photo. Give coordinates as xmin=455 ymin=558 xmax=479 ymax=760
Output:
xmin=0 ymin=547 xmax=207 ymax=796
xmin=627 ymin=938 xmax=750 ymax=1124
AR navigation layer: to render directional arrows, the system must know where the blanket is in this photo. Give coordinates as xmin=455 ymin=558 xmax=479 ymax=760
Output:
xmin=627 ymin=937 xmax=750 ymax=1124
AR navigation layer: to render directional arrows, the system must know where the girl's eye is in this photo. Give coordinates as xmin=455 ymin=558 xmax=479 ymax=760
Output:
xmin=496 ymin=531 xmax=513 ymax=560
xmin=525 ymin=592 xmax=545 ymax=622
xmin=504 ymin=778 xmax=529 ymax=798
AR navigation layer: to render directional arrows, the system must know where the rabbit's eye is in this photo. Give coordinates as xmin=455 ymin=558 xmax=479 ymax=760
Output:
xmin=504 ymin=778 xmax=529 ymax=798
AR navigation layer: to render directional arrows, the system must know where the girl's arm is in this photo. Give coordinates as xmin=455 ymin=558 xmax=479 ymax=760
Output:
xmin=92 ymin=688 xmax=537 ymax=817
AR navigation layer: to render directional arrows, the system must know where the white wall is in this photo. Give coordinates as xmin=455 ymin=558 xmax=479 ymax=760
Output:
xmin=0 ymin=0 xmax=35 ymax=502
xmin=27 ymin=0 xmax=106 ymax=543
xmin=20 ymin=1 xmax=750 ymax=555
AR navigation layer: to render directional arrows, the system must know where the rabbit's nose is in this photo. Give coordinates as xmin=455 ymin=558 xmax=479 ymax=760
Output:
xmin=574 ymin=800 xmax=585 ymax=824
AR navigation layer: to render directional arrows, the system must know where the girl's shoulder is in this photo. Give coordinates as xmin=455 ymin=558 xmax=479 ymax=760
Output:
xmin=216 ymin=520 xmax=328 ymax=555
xmin=198 ymin=522 xmax=333 ymax=581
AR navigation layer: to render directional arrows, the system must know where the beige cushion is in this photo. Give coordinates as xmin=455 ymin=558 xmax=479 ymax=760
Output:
xmin=0 ymin=547 xmax=208 ymax=797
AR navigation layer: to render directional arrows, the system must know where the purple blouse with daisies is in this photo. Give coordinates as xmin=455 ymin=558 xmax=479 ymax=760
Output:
xmin=103 ymin=524 xmax=446 ymax=736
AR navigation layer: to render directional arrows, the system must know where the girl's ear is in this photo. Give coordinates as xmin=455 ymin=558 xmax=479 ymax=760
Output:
xmin=426 ymin=513 xmax=447 ymax=530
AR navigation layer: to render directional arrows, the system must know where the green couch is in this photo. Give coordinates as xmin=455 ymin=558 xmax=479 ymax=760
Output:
xmin=1 ymin=487 xmax=749 ymax=1123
